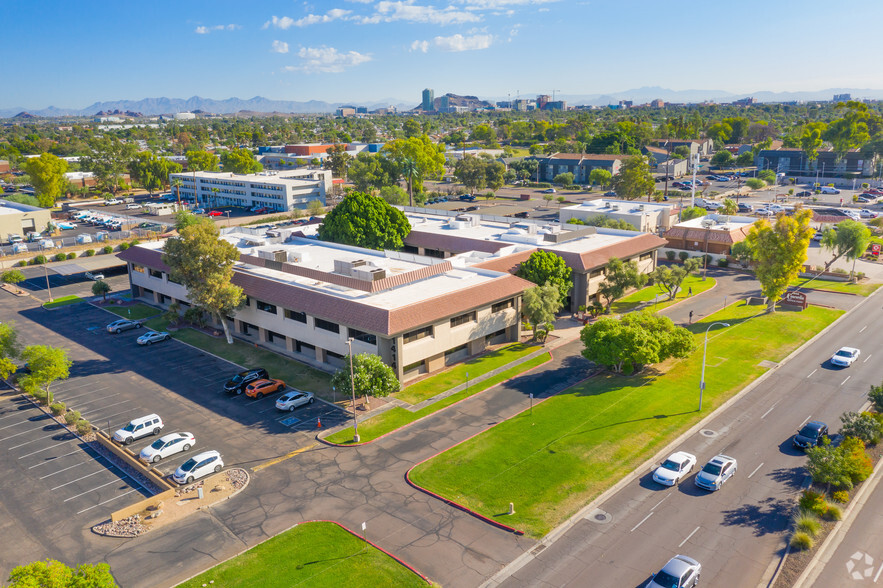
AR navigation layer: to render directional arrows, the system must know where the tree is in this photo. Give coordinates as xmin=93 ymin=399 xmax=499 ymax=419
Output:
xmin=378 ymin=185 xmax=408 ymax=206
xmin=348 ymin=152 xmax=397 ymax=192
xmin=609 ymin=156 xmax=655 ymax=200
xmin=330 ymin=353 xmax=399 ymax=407
xmin=680 ymin=206 xmax=707 ymax=221
xmin=0 ymin=322 xmax=21 ymax=380
xmin=840 ymin=411 xmax=883 ymax=445
xmin=711 ymin=150 xmax=734 ymax=167
xmin=743 ymin=208 xmax=814 ymax=310
xmin=220 ymin=148 xmax=262 ymax=174
xmin=454 ymin=156 xmax=504 ymax=195
xmin=307 ymin=199 xmax=325 ymax=215
xmin=720 ymin=198 xmax=738 ymax=215
xmin=745 ymin=178 xmax=766 ymax=190
xmin=317 ymin=191 xmax=411 ymax=250
xmin=18 ymin=345 xmax=72 ymax=405
xmin=325 ymin=144 xmax=352 ymax=181
xmin=402 ymin=119 xmax=422 ymax=139
xmin=819 ymin=219 xmax=871 ymax=278
xmin=81 ymin=137 xmax=137 ymax=195
xmin=400 ymin=157 xmax=418 ymax=207
xmin=598 ymin=257 xmax=648 ymax=312
xmin=589 ymin=168 xmax=612 ymax=188
xmin=553 ymin=172 xmax=574 ymax=187
xmin=22 ymin=153 xmax=68 ymax=208
xmin=381 ymin=135 xmax=446 ymax=195
xmin=730 ymin=240 xmax=755 ymax=266
xmin=649 ymin=258 xmax=701 ymax=300
xmin=580 ymin=311 xmax=695 ymax=374
xmin=522 ymin=283 xmax=563 ymax=340
xmin=2 ymin=269 xmax=26 ymax=286
xmin=8 ymin=559 xmax=118 ymax=588
xmin=757 ymin=169 xmax=776 ymax=185
xmin=516 ymin=250 xmax=572 ymax=302
xmin=185 ymin=150 xmax=220 ymax=172
xmin=567 ymin=216 xmax=637 ymax=231
xmin=735 ymin=151 xmax=755 ymax=167
xmin=806 ymin=437 xmax=872 ymax=490
xmin=91 ymin=280 xmax=111 ymax=302
xmin=869 ymin=381 xmax=883 ymax=413
xmin=128 ymin=151 xmax=181 ymax=194
xmin=162 ymin=221 xmax=245 ymax=344
xmin=174 ymin=210 xmax=207 ymax=230
xmin=801 ymin=126 xmax=825 ymax=164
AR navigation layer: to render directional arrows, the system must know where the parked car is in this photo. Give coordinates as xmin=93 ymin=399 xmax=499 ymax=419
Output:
xmin=795 ymin=190 xmax=812 ymax=197
xmin=139 ymin=432 xmax=196 ymax=464
xmin=11 ymin=243 xmax=28 ymax=254
xmin=253 ymin=206 xmax=270 ymax=214
xmin=137 ymin=331 xmax=171 ymax=346
xmin=8 ymin=234 xmax=23 ymax=244
xmin=458 ymin=194 xmax=476 ymax=202
xmin=76 ymin=234 xmax=93 ymax=244
xmin=830 ymin=346 xmax=860 ymax=367
xmin=192 ymin=208 xmax=205 ymax=215
xmin=652 ymin=451 xmax=697 ymax=486
xmin=856 ymin=197 xmax=874 ymax=204
xmin=56 ymin=222 xmax=78 ymax=230
xmin=703 ymin=201 xmax=723 ymax=211
xmin=245 ymin=378 xmax=286 ymax=399
xmin=737 ymin=203 xmax=753 ymax=213
xmin=224 ymin=367 xmax=269 ymax=394
xmin=793 ymin=421 xmax=829 ymax=450
xmin=85 ymin=271 xmax=105 ymax=281
xmin=173 ymin=450 xmax=223 ymax=484
xmin=276 ymin=390 xmax=315 ymax=411
xmin=542 ymin=188 xmax=556 ymax=194
xmin=820 ymin=186 xmax=841 ymax=194
xmin=126 ymin=203 xmax=142 ymax=210
xmin=104 ymin=198 xmax=122 ymax=206
xmin=860 ymin=209 xmax=878 ymax=218
xmin=106 ymin=319 xmax=142 ymax=334
xmin=646 ymin=555 xmax=701 ymax=588
xmin=112 ymin=414 xmax=164 ymax=445
xmin=208 ymin=210 xmax=223 ymax=217
xmin=694 ymin=454 xmax=737 ymax=491
xmin=756 ymin=208 xmax=774 ymax=217
xmin=604 ymin=191 xmax=617 ymax=197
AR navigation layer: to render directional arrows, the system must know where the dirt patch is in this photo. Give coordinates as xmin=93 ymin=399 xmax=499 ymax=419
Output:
xmin=0 ymin=283 xmax=30 ymax=297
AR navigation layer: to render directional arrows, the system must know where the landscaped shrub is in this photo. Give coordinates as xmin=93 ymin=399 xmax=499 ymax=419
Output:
xmin=665 ymin=250 xmax=676 ymax=261
xmin=793 ymin=510 xmax=821 ymax=537
xmin=64 ymin=410 xmax=81 ymax=425
xmin=678 ymin=251 xmax=689 ymax=262
xmin=102 ymin=245 xmax=113 ymax=254
xmin=118 ymin=242 xmax=130 ymax=251
xmin=717 ymin=258 xmax=729 ymax=268
xmin=18 ymin=260 xmax=28 ymax=267
xmin=66 ymin=252 xmax=77 ymax=259
xmin=84 ymin=249 xmax=95 ymax=257
xmin=841 ymin=437 xmax=873 ymax=485
xmin=50 ymin=402 xmax=66 ymax=416
xmin=75 ymin=419 xmax=91 ymax=436
xmin=872 ymin=383 xmax=883 ymax=413
xmin=840 ymin=411 xmax=883 ymax=445
xmin=32 ymin=255 xmax=47 ymax=265
xmin=832 ymin=267 xmax=848 ymax=275
xmin=824 ymin=504 xmax=843 ymax=521
xmin=54 ymin=253 xmax=67 ymax=262
xmin=790 ymin=531 xmax=814 ymax=551
xmin=129 ymin=239 xmax=140 ymax=246
xmin=831 ymin=490 xmax=850 ymax=503
xmin=799 ymin=490 xmax=828 ymax=517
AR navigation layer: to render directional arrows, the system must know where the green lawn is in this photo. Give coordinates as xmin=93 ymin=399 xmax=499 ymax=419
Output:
xmin=143 ymin=316 xmax=332 ymax=397
xmin=409 ymin=303 xmax=841 ymax=537
xmin=44 ymin=295 xmax=84 ymax=309
xmin=397 ymin=342 xmax=543 ymax=405
xmin=789 ymin=276 xmax=881 ymax=296
xmin=101 ymin=303 xmax=163 ymax=320
xmin=611 ymin=274 xmax=717 ymax=314
xmin=325 ymin=352 xmax=551 ymax=445
xmin=175 ymin=521 xmax=430 ymax=588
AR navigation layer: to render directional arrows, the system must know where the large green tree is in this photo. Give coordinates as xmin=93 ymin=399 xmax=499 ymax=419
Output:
xmin=609 ymin=156 xmax=655 ymax=200
xmin=516 ymin=250 xmax=572 ymax=301
xmin=81 ymin=137 xmax=137 ymax=195
xmin=317 ymin=191 xmax=411 ymax=250
xmin=8 ymin=559 xmax=117 ymax=588
xmin=325 ymin=144 xmax=352 ymax=181
xmin=380 ymin=135 xmax=446 ymax=195
xmin=19 ymin=345 xmax=72 ymax=405
xmin=128 ymin=152 xmax=182 ymax=194
xmin=820 ymin=219 xmax=871 ymax=278
xmin=220 ymin=148 xmax=263 ymax=174
xmin=649 ymin=258 xmax=701 ymax=300
xmin=522 ymin=283 xmax=563 ymax=340
xmin=378 ymin=185 xmax=408 ymax=206
xmin=0 ymin=322 xmax=21 ymax=380
xmin=330 ymin=353 xmax=400 ymax=406
xmin=22 ymin=153 xmax=68 ymax=208
xmin=162 ymin=220 xmax=245 ymax=344
xmin=454 ymin=155 xmax=506 ymax=195
xmin=185 ymin=150 xmax=220 ymax=172
xmin=598 ymin=257 xmax=648 ymax=312
xmin=589 ymin=168 xmax=612 ymax=188
xmin=348 ymin=152 xmax=398 ymax=193
xmin=744 ymin=208 xmax=814 ymax=310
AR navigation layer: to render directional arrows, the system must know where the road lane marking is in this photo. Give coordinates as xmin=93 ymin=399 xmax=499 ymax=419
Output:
xmin=253 ymin=442 xmax=318 ymax=472
xmin=630 ymin=512 xmax=654 ymax=532
xmin=860 ymin=325 xmax=868 ymax=333
xmin=63 ymin=478 xmax=123 ymax=502
xmin=748 ymin=463 xmax=764 ymax=479
xmin=799 ymin=415 xmax=812 ymax=428
xmin=650 ymin=495 xmax=670 ymax=511
xmin=679 ymin=526 xmax=700 ymax=548
xmin=761 ymin=401 xmax=780 ymax=419
xmin=806 ymin=369 xmax=817 ymax=378
xmin=841 ymin=376 xmax=851 ymax=386
xmin=50 ymin=469 xmax=103 ymax=489
xmin=864 ymin=354 xmax=872 ymax=364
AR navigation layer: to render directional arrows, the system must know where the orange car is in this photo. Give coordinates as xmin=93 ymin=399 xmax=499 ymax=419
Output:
xmin=244 ymin=378 xmax=286 ymax=399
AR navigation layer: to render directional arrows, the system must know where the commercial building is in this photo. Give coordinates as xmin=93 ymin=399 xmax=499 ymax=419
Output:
xmin=662 ymin=214 xmax=756 ymax=255
xmin=755 ymin=147 xmax=877 ymax=178
xmin=422 ymin=88 xmax=434 ymax=112
xmin=168 ymin=169 xmax=331 ymax=212
xmin=0 ymin=200 xmax=53 ymax=242
xmin=533 ymin=153 xmax=625 ymax=184
xmin=559 ymin=199 xmax=679 ymax=232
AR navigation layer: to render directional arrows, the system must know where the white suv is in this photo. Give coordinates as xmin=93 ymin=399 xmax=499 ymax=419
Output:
xmin=173 ymin=450 xmax=224 ymax=484
xmin=820 ymin=186 xmax=841 ymax=194
xmin=112 ymin=414 xmax=164 ymax=445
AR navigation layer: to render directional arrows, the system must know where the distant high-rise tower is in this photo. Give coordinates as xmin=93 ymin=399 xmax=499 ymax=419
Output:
xmin=422 ymin=88 xmax=434 ymax=111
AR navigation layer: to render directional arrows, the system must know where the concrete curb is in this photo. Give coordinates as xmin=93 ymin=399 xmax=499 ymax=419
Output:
xmin=481 ymin=290 xmax=880 ymax=588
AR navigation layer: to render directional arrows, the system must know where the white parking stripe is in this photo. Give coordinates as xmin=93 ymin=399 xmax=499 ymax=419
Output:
xmin=40 ymin=461 xmax=89 ymax=479
xmin=29 ymin=448 xmax=82 ymax=468
xmin=9 ymin=429 xmax=75 ymax=450
xmin=79 ymin=399 xmax=131 ymax=415
xmin=50 ymin=468 xmax=104 ymax=488
xmin=0 ymin=416 xmax=50 ymax=431
xmin=53 ymin=381 xmax=95 ymax=394
xmin=18 ymin=438 xmax=80 ymax=459
xmin=70 ymin=393 xmax=123 ymax=409
xmin=63 ymin=478 xmax=123 ymax=502
xmin=0 ymin=425 xmax=53 ymax=440
xmin=76 ymin=489 xmax=140 ymax=514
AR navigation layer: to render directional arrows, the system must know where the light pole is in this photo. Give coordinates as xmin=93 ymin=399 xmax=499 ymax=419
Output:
xmin=699 ymin=322 xmax=730 ymax=411
xmin=347 ymin=337 xmax=359 ymax=443
xmin=224 ymin=211 xmax=231 ymax=227
xmin=39 ymin=243 xmax=53 ymax=302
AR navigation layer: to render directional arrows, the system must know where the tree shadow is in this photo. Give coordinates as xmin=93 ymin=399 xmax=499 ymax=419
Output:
xmin=721 ymin=496 xmax=792 ymax=536
xmin=505 ymin=353 xmax=593 ymax=399
xmin=767 ymin=465 xmax=808 ymax=491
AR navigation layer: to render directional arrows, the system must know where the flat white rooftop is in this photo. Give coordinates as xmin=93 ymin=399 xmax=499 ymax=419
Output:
xmin=673 ymin=214 xmax=756 ymax=230
xmin=564 ymin=199 xmax=675 ymax=214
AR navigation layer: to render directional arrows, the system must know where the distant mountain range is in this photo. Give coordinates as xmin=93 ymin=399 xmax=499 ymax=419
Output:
xmin=4 ymin=87 xmax=883 ymax=119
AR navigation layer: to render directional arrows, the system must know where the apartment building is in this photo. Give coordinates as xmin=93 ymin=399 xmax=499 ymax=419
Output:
xmin=168 ymin=169 xmax=331 ymax=212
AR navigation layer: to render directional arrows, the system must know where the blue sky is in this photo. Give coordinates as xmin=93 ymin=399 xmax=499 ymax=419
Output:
xmin=5 ymin=0 xmax=883 ymax=109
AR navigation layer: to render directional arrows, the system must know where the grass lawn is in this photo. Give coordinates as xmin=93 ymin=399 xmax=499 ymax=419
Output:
xmin=325 ymin=352 xmax=551 ymax=445
xmin=44 ymin=295 xmax=84 ymax=309
xmin=143 ymin=316 xmax=332 ymax=396
xmin=611 ymin=274 xmax=717 ymax=314
xmin=175 ymin=521 xmax=430 ymax=588
xmin=101 ymin=303 xmax=162 ymax=320
xmin=789 ymin=276 xmax=881 ymax=297
xmin=409 ymin=302 xmax=841 ymax=537
xmin=397 ymin=342 xmax=543 ymax=405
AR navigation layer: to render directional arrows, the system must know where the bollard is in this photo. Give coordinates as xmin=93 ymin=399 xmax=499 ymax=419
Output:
xmin=197 ymin=487 xmax=204 ymax=500
xmin=508 ymin=502 xmax=515 ymax=515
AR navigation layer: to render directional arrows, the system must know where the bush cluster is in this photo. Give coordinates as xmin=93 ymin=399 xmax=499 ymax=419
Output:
xmin=66 ymin=252 xmax=77 ymax=260
xmin=831 ymin=490 xmax=850 ymax=504
xmin=49 ymin=402 xmax=66 ymax=416
xmin=75 ymin=419 xmax=91 ymax=436
xmin=84 ymin=249 xmax=95 ymax=257
xmin=102 ymin=245 xmax=113 ymax=254
xmin=64 ymin=410 xmax=81 ymax=426
xmin=790 ymin=532 xmax=814 ymax=551
xmin=54 ymin=253 xmax=67 ymax=262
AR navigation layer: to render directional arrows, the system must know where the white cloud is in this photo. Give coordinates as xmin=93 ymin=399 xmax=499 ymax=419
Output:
xmin=264 ymin=15 xmax=296 ymax=29
xmin=195 ymin=26 xmax=209 ymax=34
xmin=194 ymin=24 xmax=240 ymax=34
xmin=507 ymin=24 xmax=521 ymax=41
xmin=412 ymin=33 xmax=493 ymax=52
xmin=265 ymin=9 xmax=351 ymax=29
xmin=410 ymin=40 xmax=430 ymax=52
xmin=271 ymin=40 xmax=290 ymax=53
xmin=285 ymin=46 xmax=373 ymax=73
xmin=457 ymin=0 xmax=557 ymax=8
xmin=355 ymin=1 xmax=480 ymax=25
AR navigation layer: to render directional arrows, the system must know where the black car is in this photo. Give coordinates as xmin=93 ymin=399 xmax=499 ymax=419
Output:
xmin=224 ymin=368 xmax=269 ymax=395
xmin=795 ymin=190 xmax=812 ymax=197
xmin=793 ymin=420 xmax=828 ymax=450
xmin=737 ymin=203 xmax=753 ymax=213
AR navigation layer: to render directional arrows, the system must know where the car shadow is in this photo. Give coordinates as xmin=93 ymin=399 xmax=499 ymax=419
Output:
xmin=721 ymin=496 xmax=791 ymax=536
xmin=777 ymin=438 xmax=806 ymax=457
xmin=637 ymin=471 xmax=669 ymax=491
xmin=676 ymin=474 xmax=710 ymax=497
xmin=822 ymin=359 xmax=845 ymax=370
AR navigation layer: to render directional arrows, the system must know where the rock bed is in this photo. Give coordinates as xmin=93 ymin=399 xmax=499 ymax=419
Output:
xmin=93 ymin=514 xmax=148 ymax=538
xmin=226 ymin=468 xmax=248 ymax=490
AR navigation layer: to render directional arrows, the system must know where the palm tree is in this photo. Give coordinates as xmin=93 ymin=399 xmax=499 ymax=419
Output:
xmin=401 ymin=157 xmax=419 ymax=207
xmin=172 ymin=179 xmax=183 ymax=208
xmin=211 ymin=187 xmax=220 ymax=210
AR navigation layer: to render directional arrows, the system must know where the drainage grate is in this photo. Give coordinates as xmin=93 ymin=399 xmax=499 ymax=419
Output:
xmin=531 ymin=544 xmax=547 ymax=555
xmin=586 ymin=509 xmax=612 ymax=524
xmin=699 ymin=429 xmax=718 ymax=438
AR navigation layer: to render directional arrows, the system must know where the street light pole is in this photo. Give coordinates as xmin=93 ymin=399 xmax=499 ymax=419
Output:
xmin=699 ymin=322 xmax=730 ymax=411
xmin=347 ymin=337 xmax=359 ymax=443
xmin=40 ymin=244 xmax=53 ymax=302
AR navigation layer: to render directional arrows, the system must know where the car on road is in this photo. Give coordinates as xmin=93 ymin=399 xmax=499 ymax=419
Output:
xmin=137 ymin=331 xmax=171 ymax=346
xmin=85 ymin=271 xmax=105 ymax=280
xmin=694 ymin=454 xmax=737 ymax=491
xmin=173 ymin=450 xmax=223 ymax=484
xmin=820 ymin=186 xmax=841 ymax=194
xmin=113 ymin=414 xmax=164 ymax=445
xmin=224 ymin=367 xmax=269 ymax=394
xmin=795 ymin=190 xmax=812 ymax=197
xmin=244 ymin=378 xmax=286 ymax=399
xmin=603 ymin=190 xmax=617 ymax=197
xmin=542 ymin=188 xmax=556 ymax=194
xmin=793 ymin=421 xmax=829 ymax=450
xmin=106 ymin=319 xmax=142 ymax=334
xmin=652 ymin=451 xmax=697 ymax=486
xmin=139 ymin=432 xmax=196 ymax=464
xmin=208 ymin=210 xmax=223 ymax=217
xmin=104 ymin=198 xmax=122 ymax=206
xmin=646 ymin=554 xmax=701 ymax=588
xmin=276 ymin=390 xmax=315 ymax=411
xmin=192 ymin=208 xmax=205 ymax=215
xmin=830 ymin=346 xmax=860 ymax=367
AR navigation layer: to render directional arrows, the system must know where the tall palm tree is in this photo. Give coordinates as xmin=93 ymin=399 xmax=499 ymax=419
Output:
xmin=401 ymin=157 xmax=418 ymax=207
xmin=172 ymin=179 xmax=183 ymax=208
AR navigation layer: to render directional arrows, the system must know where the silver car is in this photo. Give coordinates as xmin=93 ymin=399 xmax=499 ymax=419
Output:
xmin=646 ymin=555 xmax=701 ymax=588
xmin=694 ymin=454 xmax=737 ymax=491
xmin=106 ymin=319 xmax=142 ymax=334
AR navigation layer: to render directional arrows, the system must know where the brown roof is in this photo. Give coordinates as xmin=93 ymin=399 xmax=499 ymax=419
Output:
xmin=662 ymin=225 xmax=752 ymax=245
xmin=644 ymin=146 xmax=668 ymax=154
xmin=405 ymin=229 xmax=509 ymax=254
xmin=472 ymin=249 xmax=536 ymax=273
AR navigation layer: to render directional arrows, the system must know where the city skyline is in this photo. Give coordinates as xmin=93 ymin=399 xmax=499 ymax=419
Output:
xmin=5 ymin=0 xmax=883 ymax=110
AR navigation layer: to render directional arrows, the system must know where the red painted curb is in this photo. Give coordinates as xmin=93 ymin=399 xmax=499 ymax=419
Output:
xmin=317 ymin=350 xmax=555 ymax=448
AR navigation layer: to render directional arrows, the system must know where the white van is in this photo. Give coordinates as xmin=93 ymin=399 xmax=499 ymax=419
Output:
xmin=112 ymin=414 xmax=164 ymax=445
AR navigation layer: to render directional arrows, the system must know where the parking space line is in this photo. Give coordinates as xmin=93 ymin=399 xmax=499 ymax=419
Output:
xmin=9 ymin=429 xmax=74 ymax=450
xmin=53 ymin=381 xmax=95 ymax=394
xmin=79 ymin=398 xmax=131 ymax=415
xmin=76 ymin=489 xmax=140 ymax=515
xmin=70 ymin=392 xmax=123 ymax=409
xmin=0 ymin=410 xmax=31 ymax=421
xmin=84 ymin=408 xmax=140 ymax=427
xmin=0 ymin=415 xmax=49 ymax=431
xmin=56 ymin=388 xmax=108 ymax=402
xmin=29 ymin=448 xmax=82 ymax=467
xmin=18 ymin=438 xmax=80 ymax=459
xmin=253 ymin=443 xmax=318 ymax=472
xmin=50 ymin=468 xmax=104 ymax=489
xmin=63 ymin=478 xmax=123 ymax=502
xmin=0 ymin=424 xmax=54 ymax=440
xmin=39 ymin=460 xmax=89 ymax=478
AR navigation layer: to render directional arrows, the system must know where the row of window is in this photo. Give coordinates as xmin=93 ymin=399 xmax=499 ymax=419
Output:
xmin=403 ymin=299 xmax=514 ymax=344
xmin=248 ymin=183 xmax=284 ymax=191
xmin=248 ymin=299 xmax=377 ymax=344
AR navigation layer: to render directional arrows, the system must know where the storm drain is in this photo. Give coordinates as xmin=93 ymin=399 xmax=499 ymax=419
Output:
xmin=586 ymin=509 xmax=612 ymax=524
xmin=699 ymin=429 xmax=718 ymax=438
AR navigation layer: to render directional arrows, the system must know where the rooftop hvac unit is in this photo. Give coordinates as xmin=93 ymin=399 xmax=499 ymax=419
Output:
xmin=639 ymin=204 xmax=645 ymax=211
xmin=352 ymin=267 xmax=387 ymax=281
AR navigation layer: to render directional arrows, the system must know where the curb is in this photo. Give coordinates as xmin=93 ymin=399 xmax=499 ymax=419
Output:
xmin=481 ymin=290 xmax=880 ymax=588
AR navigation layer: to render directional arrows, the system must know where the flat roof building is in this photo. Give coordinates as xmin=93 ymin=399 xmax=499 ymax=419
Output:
xmin=168 ymin=169 xmax=331 ymax=213
xmin=559 ymin=199 xmax=679 ymax=232
xmin=0 ymin=200 xmax=52 ymax=242
xmin=662 ymin=214 xmax=756 ymax=255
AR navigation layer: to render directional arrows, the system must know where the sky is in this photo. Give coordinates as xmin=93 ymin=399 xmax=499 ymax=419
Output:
xmin=5 ymin=0 xmax=883 ymax=110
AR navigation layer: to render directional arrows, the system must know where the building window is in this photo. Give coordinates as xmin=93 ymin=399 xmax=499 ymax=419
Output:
xmin=294 ymin=340 xmax=315 ymax=354
xmin=403 ymin=360 xmax=424 ymax=373
xmin=450 ymin=311 xmax=476 ymax=328
xmin=403 ymin=325 xmax=433 ymax=344
xmin=445 ymin=343 xmax=468 ymax=357
xmin=256 ymin=300 xmax=277 ymax=314
xmin=348 ymin=328 xmax=377 ymax=345
xmin=266 ymin=331 xmax=285 ymax=345
xmin=485 ymin=328 xmax=507 ymax=342
xmin=244 ymin=296 xmax=251 ymax=307
xmin=640 ymin=253 xmax=653 ymax=262
xmin=492 ymin=299 xmax=515 ymax=313
xmin=284 ymin=309 xmax=307 ymax=323
xmin=314 ymin=318 xmax=340 ymax=334
xmin=149 ymin=269 xmax=163 ymax=279
xmin=590 ymin=269 xmax=603 ymax=278
xmin=326 ymin=350 xmax=345 ymax=360
xmin=132 ymin=264 xmax=145 ymax=273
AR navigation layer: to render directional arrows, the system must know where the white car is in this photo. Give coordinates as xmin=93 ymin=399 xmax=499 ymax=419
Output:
xmin=112 ymin=414 xmax=164 ymax=445
xmin=137 ymin=331 xmax=171 ymax=345
xmin=820 ymin=186 xmax=841 ymax=194
xmin=85 ymin=271 xmax=105 ymax=280
xmin=173 ymin=450 xmax=223 ymax=484
xmin=694 ymin=454 xmax=737 ymax=491
xmin=860 ymin=209 xmax=878 ymax=219
xmin=57 ymin=222 xmax=78 ymax=230
xmin=756 ymin=208 xmax=774 ymax=217
xmin=126 ymin=203 xmax=142 ymax=210
xmin=139 ymin=432 xmax=195 ymax=464
xmin=652 ymin=451 xmax=697 ymax=486
xmin=276 ymin=390 xmax=315 ymax=411
xmin=104 ymin=198 xmax=122 ymax=205
xmin=831 ymin=346 xmax=860 ymax=367
xmin=646 ymin=555 xmax=701 ymax=588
